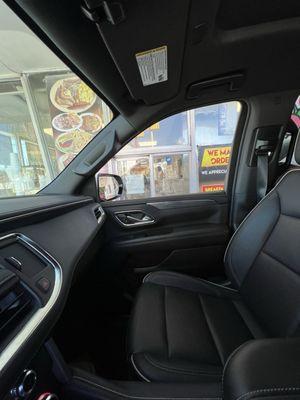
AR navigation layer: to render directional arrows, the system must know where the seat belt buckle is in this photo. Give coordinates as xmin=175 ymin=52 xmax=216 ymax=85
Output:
xmin=255 ymin=146 xmax=273 ymax=157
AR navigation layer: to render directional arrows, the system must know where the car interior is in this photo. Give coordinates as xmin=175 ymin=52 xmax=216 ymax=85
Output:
xmin=0 ymin=0 xmax=299 ymax=399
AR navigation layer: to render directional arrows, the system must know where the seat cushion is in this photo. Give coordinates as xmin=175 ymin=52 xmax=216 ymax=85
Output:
xmin=129 ymin=271 xmax=265 ymax=383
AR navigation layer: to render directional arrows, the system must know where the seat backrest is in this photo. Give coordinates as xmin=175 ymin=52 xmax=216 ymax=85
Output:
xmin=225 ymin=167 xmax=300 ymax=338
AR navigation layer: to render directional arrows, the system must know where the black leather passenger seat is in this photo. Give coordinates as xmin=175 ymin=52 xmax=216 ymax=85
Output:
xmin=129 ymin=166 xmax=300 ymax=383
xmin=129 ymin=272 xmax=265 ymax=382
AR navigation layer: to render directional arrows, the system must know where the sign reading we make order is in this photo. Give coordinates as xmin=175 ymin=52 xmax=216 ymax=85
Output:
xmin=201 ymin=146 xmax=231 ymax=168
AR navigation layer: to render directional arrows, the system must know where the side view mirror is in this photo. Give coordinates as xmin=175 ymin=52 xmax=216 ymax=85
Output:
xmin=96 ymin=173 xmax=123 ymax=201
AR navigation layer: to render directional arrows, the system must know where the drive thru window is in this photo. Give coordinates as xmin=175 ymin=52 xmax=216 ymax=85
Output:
xmin=102 ymin=101 xmax=241 ymax=199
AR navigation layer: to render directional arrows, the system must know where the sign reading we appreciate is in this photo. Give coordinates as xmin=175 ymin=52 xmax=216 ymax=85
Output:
xmin=201 ymin=146 xmax=231 ymax=168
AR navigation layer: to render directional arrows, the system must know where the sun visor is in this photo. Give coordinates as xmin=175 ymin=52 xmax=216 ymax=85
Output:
xmin=82 ymin=0 xmax=190 ymax=105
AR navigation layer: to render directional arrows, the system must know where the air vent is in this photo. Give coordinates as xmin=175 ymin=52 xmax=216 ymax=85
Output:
xmin=0 ymin=283 xmax=38 ymax=349
xmin=94 ymin=206 xmax=105 ymax=223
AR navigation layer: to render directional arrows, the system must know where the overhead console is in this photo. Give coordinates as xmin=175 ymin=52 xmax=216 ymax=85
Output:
xmin=0 ymin=233 xmax=62 ymax=374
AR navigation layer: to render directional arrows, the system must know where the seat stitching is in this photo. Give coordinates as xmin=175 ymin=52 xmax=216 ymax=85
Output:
xmin=224 ymin=169 xmax=300 ymax=283
xmin=262 ymin=250 xmax=300 ymax=278
xmin=131 ymin=354 xmax=151 ymax=382
xmin=254 ymin=250 xmax=300 ymax=336
xmin=143 ymin=353 xmax=222 ymax=376
xmin=235 ymin=387 xmax=300 ymax=400
xmin=198 ymin=295 xmax=224 ymax=365
xmin=261 ymin=250 xmax=289 ymax=267
xmin=240 ymin=192 xmax=281 ymax=291
xmin=73 ymin=375 xmax=221 ymax=399
xmin=280 ymin=212 xmax=300 ymax=219
xmin=221 ymin=340 xmax=254 ymax=398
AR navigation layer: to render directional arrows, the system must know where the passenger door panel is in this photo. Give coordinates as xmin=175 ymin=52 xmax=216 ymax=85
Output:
xmin=102 ymin=194 xmax=229 ymax=283
xmin=98 ymin=102 xmax=241 ymax=288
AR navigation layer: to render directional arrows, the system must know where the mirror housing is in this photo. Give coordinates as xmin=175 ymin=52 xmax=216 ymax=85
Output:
xmin=96 ymin=173 xmax=123 ymax=201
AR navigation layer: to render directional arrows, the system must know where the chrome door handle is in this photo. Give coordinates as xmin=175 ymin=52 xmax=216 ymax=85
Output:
xmin=126 ymin=214 xmax=152 ymax=223
xmin=114 ymin=210 xmax=155 ymax=227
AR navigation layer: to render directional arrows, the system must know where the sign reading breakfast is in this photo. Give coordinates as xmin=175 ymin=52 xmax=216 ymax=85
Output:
xmin=46 ymin=74 xmax=104 ymax=171
xmin=198 ymin=144 xmax=232 ymax=193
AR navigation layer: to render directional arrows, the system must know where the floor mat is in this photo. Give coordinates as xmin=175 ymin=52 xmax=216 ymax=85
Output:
xmin=55 ymin=312 xmax=131 ymax=379
xmin=87 ymin=315 xmax=130 ymax=379
xmin=53 ymin=266 xmax=133 ymax=380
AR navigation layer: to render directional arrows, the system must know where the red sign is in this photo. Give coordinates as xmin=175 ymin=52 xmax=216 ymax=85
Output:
xmin=201 ymin=184 xmax=225 ymax=193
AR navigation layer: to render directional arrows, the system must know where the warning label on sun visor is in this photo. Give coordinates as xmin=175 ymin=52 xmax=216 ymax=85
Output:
xmin=135 ymin=46 xmax=168 ymax=86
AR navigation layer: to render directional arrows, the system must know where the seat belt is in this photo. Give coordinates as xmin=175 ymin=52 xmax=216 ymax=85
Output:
xmin=256 ymin=148 xmax=270 ymax=202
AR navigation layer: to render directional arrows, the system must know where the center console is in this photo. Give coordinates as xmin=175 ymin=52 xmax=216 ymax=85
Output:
xmin=5 ymin=339 xmax=65 ymax=400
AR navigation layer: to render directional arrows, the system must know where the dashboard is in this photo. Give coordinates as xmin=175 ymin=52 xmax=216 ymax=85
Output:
xmin=0 ymin=195 xmax=105 ymax=398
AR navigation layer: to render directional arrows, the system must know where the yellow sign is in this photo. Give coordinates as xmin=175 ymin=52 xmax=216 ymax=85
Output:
xmin=148 ymin=122 xmax=160 ymax=130
xmin=201 ymin=146 xmax=231 ymax=168
xmin=139 ymin=141 xmax=157 ymax=147
xmin=139 ymin=122 xmax=160 ymax=138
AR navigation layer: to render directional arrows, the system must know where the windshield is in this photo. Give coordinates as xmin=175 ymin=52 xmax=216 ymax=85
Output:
xmin=0 ymin=1 xmax=113 ymax=198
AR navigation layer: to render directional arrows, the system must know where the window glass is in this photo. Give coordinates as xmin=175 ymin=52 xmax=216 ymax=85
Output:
xmin=0 ymin=1 xmax=112 ymax=198
xmin=124 ymin=113 xmax=188 ymax=150
xmin=0 ymin=81 xmax=41 ymax=197
xmin=195 ymin=102 xmax=240 ymax=193
xmin=102 ymin=101 xmax=241 ymax=200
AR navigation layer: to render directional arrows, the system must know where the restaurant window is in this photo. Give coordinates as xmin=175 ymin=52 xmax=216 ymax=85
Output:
xmin=102 ymin=101 xmax=241 ymax=200
xmin=116 ymin=157 xmax=151 ymax=200
xmin=0 ymin=81 xmax=43 ymax=197
xmin=0 ymin=1 xmax=113 ymax=198
xmin=153 ymin=154 xmax=189 ymax=196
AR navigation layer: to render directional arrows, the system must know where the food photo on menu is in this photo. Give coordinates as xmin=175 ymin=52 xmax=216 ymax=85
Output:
xmin=46 ymin=75 xmax=105 ymax=171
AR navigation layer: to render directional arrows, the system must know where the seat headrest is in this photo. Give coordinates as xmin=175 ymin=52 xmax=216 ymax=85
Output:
xmin=294 ymin=128 xmax=300 ymax=165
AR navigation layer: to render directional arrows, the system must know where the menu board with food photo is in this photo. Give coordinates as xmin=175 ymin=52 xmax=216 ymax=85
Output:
xmin=46 ymin=74 xmax=108 ymax=171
